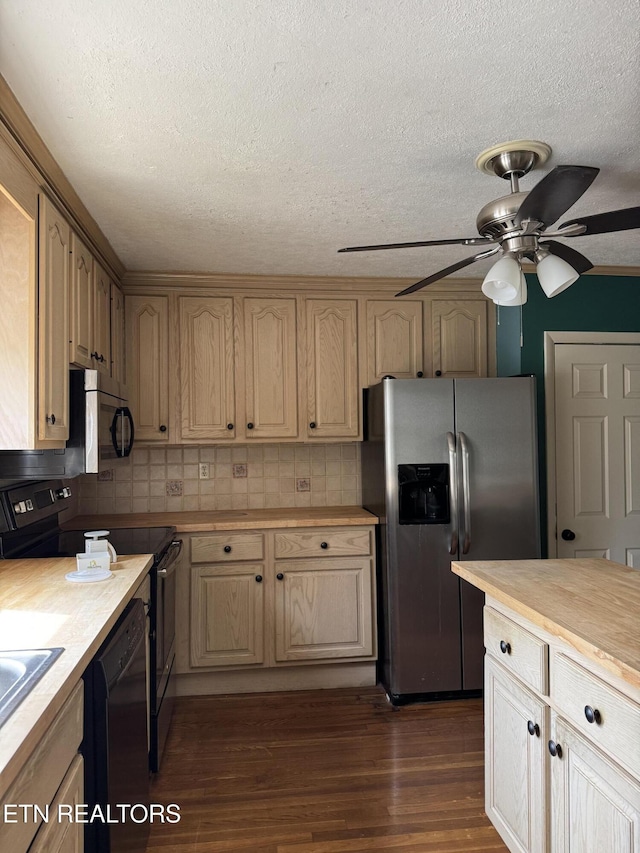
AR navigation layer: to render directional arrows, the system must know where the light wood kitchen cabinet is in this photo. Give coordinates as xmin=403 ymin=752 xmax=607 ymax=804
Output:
xmin=93 ymin=260 xmax=111 ymax=374
xmin=485 ymin=655 xmax=547 ymax=853
xmin=38 ymin=194 xmax=70 ymax=443
xmin=186 ymin=525 xmax=376 ymax=678
xmin=365 ymin=299 xmax=424 ymax=384
xmin=126 ymin=294 xmax=170 ymax=441
xmin=0 ymin=681 xmax=83 ymax=853
xmin=242 ymin=296 xmax=298 ymax=439
xmin=178 ymin=296 xmax=236 ymax=441
xmin=304 ymin=299 xmax=359 ymax=438
xmin=550 ymin=714 xmax=640 ymax=853
xmin=430 ymin=298 xmax=489 ymax=378
xmin=110 ymin=282 xmax=125 ymax=384
xmin=480 ymin=597 xmax=640 ymax=853
xmin=69 ymin=230 xmax=93 ymax=369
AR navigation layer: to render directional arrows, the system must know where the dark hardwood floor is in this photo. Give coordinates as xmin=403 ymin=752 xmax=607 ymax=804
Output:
xmin=146 ymin=686 xmax=508 ymax=852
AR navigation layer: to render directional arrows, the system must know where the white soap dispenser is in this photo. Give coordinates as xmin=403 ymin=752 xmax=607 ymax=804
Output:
xmin=84 ymin=530 xmax=118 ymax=564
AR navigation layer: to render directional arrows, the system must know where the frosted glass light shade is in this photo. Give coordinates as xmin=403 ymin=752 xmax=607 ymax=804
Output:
xmin=494 ymin=272 xmax=527 ymax=306
xmin=481 ymin=256 xmax=521 ymax=302
xmin=536 ymin=253 xmax=579 ymax=298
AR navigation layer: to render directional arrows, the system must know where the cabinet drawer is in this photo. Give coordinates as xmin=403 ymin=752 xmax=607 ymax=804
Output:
xmin=0 ymin=680 xmax=83 ymax=853
xmin=191 ymin=533 xmax=264 ymax=563
xmin=552 ymin=653 xmax=640 ymax=778
xmin=274 ymin=528 xmax=371 ymax=559
xmin=484 ymin=606 xmax=548 ymax=695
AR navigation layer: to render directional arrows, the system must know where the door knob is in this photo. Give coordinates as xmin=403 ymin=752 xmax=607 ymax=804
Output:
xmin=561 ymin=529 xmax=576 ymax=541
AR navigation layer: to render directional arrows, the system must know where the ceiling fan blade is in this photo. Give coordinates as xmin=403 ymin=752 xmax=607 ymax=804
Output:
xmin=559 ymin=205 xmax=640 ymax=235
xmin=515 ymin=165 xmax=600 ymax=230
xmin=395 ymin=247 xmax=500 ymax=297
xmin=542 ymin=240 xmax=594 ymax=274
xmin=338 ymin=237 xmax=493 ymax=253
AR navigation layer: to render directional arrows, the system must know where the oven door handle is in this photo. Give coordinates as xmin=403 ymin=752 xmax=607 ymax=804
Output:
xmin=157 ymin=539 xmax=182 ymax=577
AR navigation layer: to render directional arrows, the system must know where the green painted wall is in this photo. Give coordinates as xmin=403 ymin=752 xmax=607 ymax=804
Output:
xmin=496 ymin=272 xmax=640 ymax=553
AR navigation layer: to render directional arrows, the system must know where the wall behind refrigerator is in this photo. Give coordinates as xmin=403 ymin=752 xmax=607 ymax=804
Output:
xmin=496 ymin=271 xmax=640 ymax=552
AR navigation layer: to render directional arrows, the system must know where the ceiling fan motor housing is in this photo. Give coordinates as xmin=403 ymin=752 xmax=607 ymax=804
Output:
xmin=476 ymin=192 xmax=528 ymax=240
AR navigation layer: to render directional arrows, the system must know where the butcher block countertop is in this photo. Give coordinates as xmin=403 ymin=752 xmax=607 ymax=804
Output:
xmin=69 ymin=505 xmax=379 ymax=533
xmin=452 ymin=558 xmax=640 ymax=691
xmin=0 ymin=553 xmax=153 ymax=801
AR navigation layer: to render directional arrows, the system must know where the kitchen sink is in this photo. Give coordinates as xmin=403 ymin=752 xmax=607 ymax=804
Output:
xmin=0 ymin=647 xmax=64 ymax=728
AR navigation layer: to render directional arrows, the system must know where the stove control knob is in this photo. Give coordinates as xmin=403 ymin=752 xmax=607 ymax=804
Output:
xmin=25 ymin=499 xmax=34 ymax=511
xmin=56 ymin=487 xmax=72 ymax=499
xmin=13 ymin=501 xmax=27 ymax=514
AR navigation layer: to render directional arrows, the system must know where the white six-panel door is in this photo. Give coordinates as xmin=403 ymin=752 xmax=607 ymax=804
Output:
xmin=553 ymin=343 xmax=640 ymax=566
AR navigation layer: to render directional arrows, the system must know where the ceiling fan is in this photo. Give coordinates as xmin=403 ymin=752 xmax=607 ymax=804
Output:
xmin=338 ymin=140 xmax=640 ymax=301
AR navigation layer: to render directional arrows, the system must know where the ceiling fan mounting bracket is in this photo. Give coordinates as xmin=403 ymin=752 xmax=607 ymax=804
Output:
xmin=475 ymin=140 xmax=552 ymax=179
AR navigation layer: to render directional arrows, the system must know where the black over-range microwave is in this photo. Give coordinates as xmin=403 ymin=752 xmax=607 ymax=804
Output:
xmin=0 ymin=369 xmax=134 ymax=480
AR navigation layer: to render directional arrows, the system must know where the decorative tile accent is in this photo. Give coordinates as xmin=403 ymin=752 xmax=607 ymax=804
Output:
xmin=296 ymin=478 xmax=311 ymax=492
xmin=166 ymin=480 xmax=184 ymax=497
xmin=97 ymin=469 xmax=113 ymax=481
xmin=233 ymin=463 xmax=248 ymax=478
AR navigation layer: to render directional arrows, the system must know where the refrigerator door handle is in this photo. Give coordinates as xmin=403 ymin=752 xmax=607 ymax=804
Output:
xmin=447 ymin=431 xmax=459 ymax=555
xmin=459 ymin=431 xmax=471 ymax=554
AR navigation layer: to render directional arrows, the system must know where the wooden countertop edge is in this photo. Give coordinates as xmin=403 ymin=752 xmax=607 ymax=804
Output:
xmin=68 ymin=506 xmax=379 ymax=532
xmin=452 ymin=562 xmax=640 ymax=691
xmin=0 ymin=555 xmax=153 ymax=800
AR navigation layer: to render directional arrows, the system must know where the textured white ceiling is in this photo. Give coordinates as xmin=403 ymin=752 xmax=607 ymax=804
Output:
xmin=1 ymin=0 xmax=639 ymax=281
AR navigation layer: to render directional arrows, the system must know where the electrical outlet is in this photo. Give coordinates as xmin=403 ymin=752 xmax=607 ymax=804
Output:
xmin=199 ymin=463 xmax=210 ymax=480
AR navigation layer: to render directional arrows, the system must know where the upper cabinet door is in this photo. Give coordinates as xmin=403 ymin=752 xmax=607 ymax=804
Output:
xmin=304 ymin=299 xmax=359 ymax=439
xmin=93 ymin=261 xmax=111 ymax=374
xmin=38 ymin=195 xmax=70 ymax=443
xmin=110 ymin=283 xmax=125 ymax=384
xmin=243 ymin=297 xmax=298 ymax=440
xmin=126 ymin=294 xmax=170 ymax=441
xmin=365 ymin=300 xmax=424 ymax=385
xmin=179 ymin=296 xmax=235 ymax=441
xmin=69 ymin=232 xmax=93 ymax=369
xmin=430 ymin=299 xmax=489 ymax=378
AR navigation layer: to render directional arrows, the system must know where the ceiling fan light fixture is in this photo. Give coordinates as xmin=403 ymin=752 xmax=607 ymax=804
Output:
xmin=535 ymin=251 xmax=579 ymax=298
xmin=481 ymin=255 xmax=521 ymax=302
xmin=494 ymin=271 xmax=528 ymax=306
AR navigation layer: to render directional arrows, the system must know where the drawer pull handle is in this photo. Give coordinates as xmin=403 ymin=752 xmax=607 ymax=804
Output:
xmin=584 ymin=705 xmax=602 ymax=725
xmin=276 ymin=572 xmax=284 ymax=580
xmin=527 ymin=720 xmax=540 ymax=737
xmin=223 ymin=545 xmax=232 ymax=553
xmin=320 ymin=541 xmax=329 ymax=550
xmin=255 ymin=575 xmax=263 ymax=583
xmin=499 ymin=640 xmax=511 ymax=655
xmin=548 ymin=740 xmax=562 ymax=758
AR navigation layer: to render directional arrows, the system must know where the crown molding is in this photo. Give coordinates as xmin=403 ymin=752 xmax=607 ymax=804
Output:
xmin=0 ymin=75 xmax=125 ymax=280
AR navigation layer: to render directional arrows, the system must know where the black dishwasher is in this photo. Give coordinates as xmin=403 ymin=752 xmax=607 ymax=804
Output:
xmin=83 ymin=597 xmax=150 ymax=853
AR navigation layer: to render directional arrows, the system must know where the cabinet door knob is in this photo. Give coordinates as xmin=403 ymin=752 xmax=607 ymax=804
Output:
xmin=159 ymin=424 xmax=167 ymax=432
xmin=91 ymin=351 xmax=99 ymax=360
xmin=46 ymin=413 xmax=56 ymax=425
xmin=223 ymin=545 xmax=232 ymax=553
xmin=320 ymin=541 xmax=329 ymax=549
xmin=276 ymin=572 xmax=284 ymax=580
xmin=309 ymin=421 xmax=317 ymax=429
xmin=416 ymin=371 xmax=424 ymax=378
xmin=435 ymin=370 xmax=442 ymax=377
xmin=255 ymin=575 xmax=263 ymax=583
xmin=227 ymin=423 xmax=234 ymax=430
xmin=584 ymin=705 xmax=602 ymax=725
xmin=499 ymin=640 xmax=511 ymax=655
xmin=548 ymin=740 xmax=562 ymax=758
xmin=247 ymin=422 xmax=254 ymax=430
xmin=561 ymin=529 xmax=576 ymax=541
xmin=527 ymin=720 xmax=540 ymax=737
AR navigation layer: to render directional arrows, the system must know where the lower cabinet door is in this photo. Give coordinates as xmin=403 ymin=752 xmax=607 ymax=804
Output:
xmin=550 ymin=714 xmax=640 ymax=853
xmin=28 ymin=754 xmax=83 ymax=853
xmin=190 ymin=564 xmax=265 ymax=667
xmin=274 ymin=558 xmax=373 ymax=662
xmin=485 ymin=656 xmax=548 ymax=853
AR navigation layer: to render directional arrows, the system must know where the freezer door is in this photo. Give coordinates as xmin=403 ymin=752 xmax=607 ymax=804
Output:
xmin=380 ymin=379 xmax=465 ymax=696
xmin=454 ymin=377 xmax=541 ymax=689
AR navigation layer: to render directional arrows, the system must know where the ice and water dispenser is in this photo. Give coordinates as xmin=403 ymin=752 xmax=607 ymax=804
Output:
xmin=398 ymin=464 xmax=450 ymax=525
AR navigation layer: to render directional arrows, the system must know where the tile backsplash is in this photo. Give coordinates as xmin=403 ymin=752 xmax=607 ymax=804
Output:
xmin=76 ymin=443 xmax=362 ymax=514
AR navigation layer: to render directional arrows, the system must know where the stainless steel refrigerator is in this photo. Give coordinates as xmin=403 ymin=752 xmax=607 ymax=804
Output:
xmin=362 ymin=376 xmax=540 ymax=703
